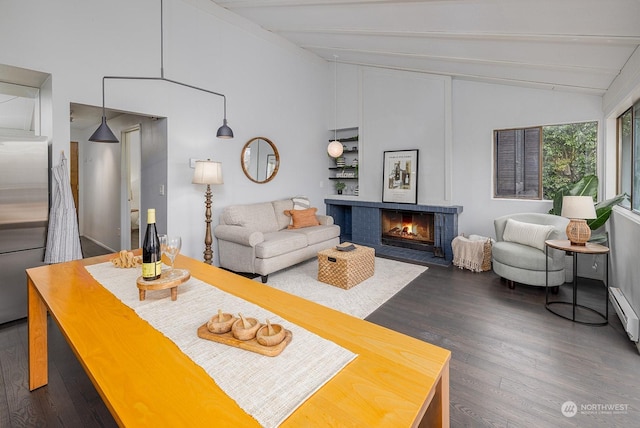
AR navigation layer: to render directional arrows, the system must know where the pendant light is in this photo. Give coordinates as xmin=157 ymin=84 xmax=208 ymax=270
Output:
xmin=327 ymin=55 xmax=343 ymax=158
xmin=89 ymin=0 xmax=233 ymax=143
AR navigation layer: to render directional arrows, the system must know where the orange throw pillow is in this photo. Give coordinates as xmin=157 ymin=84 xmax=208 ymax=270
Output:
xmin=284 ymin=208 xmax=320 ymax=229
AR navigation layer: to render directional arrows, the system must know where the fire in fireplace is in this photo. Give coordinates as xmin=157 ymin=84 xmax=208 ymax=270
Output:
xmin=381 ymin=210 xmax=434 ymax=251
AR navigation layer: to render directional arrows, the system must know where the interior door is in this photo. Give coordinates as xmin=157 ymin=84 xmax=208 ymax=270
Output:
xmin=122 ymin=126 xmax=141 ymax=250
xmin=70 ymin=141 xmax=79 ymax=218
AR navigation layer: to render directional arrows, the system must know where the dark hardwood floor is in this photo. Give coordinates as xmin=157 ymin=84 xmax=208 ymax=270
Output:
xmin=368 ymin=265 xmax=640 ymax=427
xmin=1 ymin=244 xmax=638 ymax=427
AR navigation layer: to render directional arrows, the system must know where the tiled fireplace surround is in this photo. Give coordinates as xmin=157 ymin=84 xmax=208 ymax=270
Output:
xmin=325 ymin=199 xmax=462 ymax=266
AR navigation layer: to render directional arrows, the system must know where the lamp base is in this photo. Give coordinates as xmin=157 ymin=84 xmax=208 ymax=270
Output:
xmin=566 ymin=218 xmax=591 ymax=246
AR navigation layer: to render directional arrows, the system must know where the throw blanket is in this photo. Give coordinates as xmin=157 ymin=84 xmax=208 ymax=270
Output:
xmin=452 ymin=235 xmax=490 ymax=272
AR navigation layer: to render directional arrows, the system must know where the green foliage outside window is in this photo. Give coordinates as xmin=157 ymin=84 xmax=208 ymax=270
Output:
xmin=542 ymin=122 xmax=597 ymax=200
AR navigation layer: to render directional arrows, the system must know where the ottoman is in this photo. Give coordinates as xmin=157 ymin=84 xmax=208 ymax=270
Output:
xmin=317 ymin=243 xmax=375 ymax=289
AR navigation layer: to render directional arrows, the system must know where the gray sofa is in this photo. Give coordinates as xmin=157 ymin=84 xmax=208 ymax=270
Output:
xmin=492 ymin=213 xmax=569 ymax=289
xmin=214 ymin=198 xmax=340 ymax=282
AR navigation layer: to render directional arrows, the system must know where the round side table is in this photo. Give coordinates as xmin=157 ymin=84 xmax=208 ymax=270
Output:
xmin=545 ymin=239 xmax=609 ymax=326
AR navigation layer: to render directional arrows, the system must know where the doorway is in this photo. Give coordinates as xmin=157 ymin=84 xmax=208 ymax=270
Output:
xmin=70 ymin=102 xmax=167 ymax=253
xmin=123 ymin=126 xmax=141 ymax=250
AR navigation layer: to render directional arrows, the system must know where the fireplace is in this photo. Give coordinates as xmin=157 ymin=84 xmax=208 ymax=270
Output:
xmin=381 ymin=209 xmax=435 ymax=252
xmin=325 ymin=199 xmax=462 ymax=265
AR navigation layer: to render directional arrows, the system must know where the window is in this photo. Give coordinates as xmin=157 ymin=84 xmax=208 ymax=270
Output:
xmin=618 ymin=100 xmax=640 ymax=212
xmin=494 ymin=122 xmax=597 ymax=200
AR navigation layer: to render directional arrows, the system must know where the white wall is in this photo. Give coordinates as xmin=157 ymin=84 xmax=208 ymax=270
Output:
xmin=360 ymin=68 xmax=452 ymax=204
xmin=451 ymin=80 xmax=603 ymax=238
xmin=0 ymin=0 xmax=329 ymax=263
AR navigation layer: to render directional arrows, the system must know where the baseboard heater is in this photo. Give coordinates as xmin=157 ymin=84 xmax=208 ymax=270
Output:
xmin=609 ymin=287 xmax=640 ymax=349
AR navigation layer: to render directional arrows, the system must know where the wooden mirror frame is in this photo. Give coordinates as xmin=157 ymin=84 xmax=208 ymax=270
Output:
xmin=240 ymin=137 xmax=280 ymax=184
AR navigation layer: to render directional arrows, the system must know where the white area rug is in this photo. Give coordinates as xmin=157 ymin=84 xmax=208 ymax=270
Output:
xmin=261 ymin=257 xmax=428 ymax=319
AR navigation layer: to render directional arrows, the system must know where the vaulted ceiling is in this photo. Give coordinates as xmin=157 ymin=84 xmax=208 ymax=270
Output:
xmin=214 ymin=0 xmax=640 ymax=96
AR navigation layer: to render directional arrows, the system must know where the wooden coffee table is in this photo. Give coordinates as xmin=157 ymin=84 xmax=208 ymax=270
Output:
xmin=27 ymin=252 xmax=451 ymax=427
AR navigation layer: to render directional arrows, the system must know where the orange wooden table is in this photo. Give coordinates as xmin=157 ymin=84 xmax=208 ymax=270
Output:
xmin=27 ymin=253 xmax=450 ymax=427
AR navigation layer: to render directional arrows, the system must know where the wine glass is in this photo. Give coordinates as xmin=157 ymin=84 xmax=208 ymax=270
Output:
xmin=163 ymin=236 xmax=181 ymax=271
xmin=159 ymin=234 xmax=181 ymax=271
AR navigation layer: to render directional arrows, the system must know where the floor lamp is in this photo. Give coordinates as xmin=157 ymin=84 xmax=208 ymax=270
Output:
xmin=192 ymin=160 xmax=223 ymax=264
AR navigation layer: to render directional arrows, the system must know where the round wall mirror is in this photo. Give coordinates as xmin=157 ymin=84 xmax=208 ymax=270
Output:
xmin=241 ymin=137 xmax=279 ymax=183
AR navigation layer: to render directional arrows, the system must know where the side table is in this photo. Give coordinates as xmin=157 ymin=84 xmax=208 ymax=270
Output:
xmin=545 ymin=239 xmax=609 ymax=326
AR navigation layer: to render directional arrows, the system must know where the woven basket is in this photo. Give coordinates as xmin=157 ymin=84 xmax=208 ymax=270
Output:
xmin=452 ymin=235 xmax=492 ymax=272
xmin=480 ymin=239 xmax=492 ymax=272
xmin=317 ymin=244 xmax=375 ymax=289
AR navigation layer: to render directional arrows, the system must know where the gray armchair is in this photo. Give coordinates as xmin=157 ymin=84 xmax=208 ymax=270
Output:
xmin=492 ymin=213 xmax=569 ymax=290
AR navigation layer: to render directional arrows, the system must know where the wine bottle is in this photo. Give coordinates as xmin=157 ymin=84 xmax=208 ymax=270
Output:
xmin=142 ymin=208 xmax=161 ymax=281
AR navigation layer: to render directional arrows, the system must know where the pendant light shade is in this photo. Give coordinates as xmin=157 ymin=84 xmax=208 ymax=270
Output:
xmin=89 ymin=116 xmax=119 ymax=143
xmin=216 ymin=118 xmax=234 ymax=139
xmin=327 ymin=140 xmax=343 ymax=157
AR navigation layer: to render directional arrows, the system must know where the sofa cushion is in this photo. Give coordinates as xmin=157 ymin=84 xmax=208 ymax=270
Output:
xmin=285 ymin=225 xmax=340 ymax=246
xmin=285 ymin=208 xmax=320 ymax=229
xmin=255 ymin=231 xmax=308 ymax=259
xmin=272 ymin=199 xmax=294 ymax=230
xmin=502 ymin=218 xmax=554 ymax=251
xmin=292 ymin=195 xmax=310 ymax=210
xmin=223 ymin=202 xmax=279 ymax=233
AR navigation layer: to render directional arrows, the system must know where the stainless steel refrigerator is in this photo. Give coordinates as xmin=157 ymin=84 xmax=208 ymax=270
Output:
xmin=0 ymin=136 xmax=49 ymax=324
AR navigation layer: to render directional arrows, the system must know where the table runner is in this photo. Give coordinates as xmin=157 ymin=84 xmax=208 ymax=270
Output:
xmin=85 ymin=262 xmax=357 ymax=427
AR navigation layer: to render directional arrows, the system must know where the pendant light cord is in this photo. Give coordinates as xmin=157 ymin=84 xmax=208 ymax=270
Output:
xmin=333 ymin=54 xmax=338 ymax=142
xmin=99 ymin=0 xmax=228 ymax=122
xmin=160 ymin=0 xmax=165 ymax=79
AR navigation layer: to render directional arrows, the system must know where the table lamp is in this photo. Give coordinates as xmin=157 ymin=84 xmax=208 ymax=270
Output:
xmin=192 ymin=160 xmax=223 ymax=264
xmin=561 ymin=195 xmax=597 ymax=246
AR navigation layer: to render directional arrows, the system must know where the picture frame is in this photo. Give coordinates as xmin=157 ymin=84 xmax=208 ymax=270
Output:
xmin=382 ymin=150 xmax=419 ymax=204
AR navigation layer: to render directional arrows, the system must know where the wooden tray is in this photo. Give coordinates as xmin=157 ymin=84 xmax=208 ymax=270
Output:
xmin=197 ymin=323 xmax=292 ymax=357
xmin=136 ymin=269 xmax=190 ymax=301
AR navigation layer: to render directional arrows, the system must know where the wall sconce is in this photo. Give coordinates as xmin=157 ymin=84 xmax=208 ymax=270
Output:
xmin=192 ymin=160 xmax=224 ymax=264
xmin=88 ymin=0 xmax=233 ymax=143
xmin=561 ymin=195 xmax=597 ymax=245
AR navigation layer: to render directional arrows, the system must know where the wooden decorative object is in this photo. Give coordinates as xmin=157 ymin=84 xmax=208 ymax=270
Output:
xmin=256 ymin=320 xmax=286 ymax=346
xmin=197 ymin=323 xmax=292 ymax=357
xmin=231 ymin=313 xmax=261 ymax=340
xmin=136 ymin=269 xmax=190 ymax=301
xmin=111 ymin=250 xmax=142 ymax=268
xmin=206 ymin=309 xmax=236 ymax=334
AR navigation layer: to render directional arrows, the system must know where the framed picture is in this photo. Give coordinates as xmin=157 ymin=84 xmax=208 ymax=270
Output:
xmin=382 ymin=150 xmax=419 ymax=204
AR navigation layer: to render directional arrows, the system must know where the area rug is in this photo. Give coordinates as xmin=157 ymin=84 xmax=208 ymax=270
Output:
xmin=259 ymin=257 xmax=428 ymax=319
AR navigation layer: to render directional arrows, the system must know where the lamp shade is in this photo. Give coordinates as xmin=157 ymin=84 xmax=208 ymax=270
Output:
xmin=89 ymin=117 xmax=119 ymax=143
xmin=327 ymin=140 xmax=343 ymax=158
xmin=216 ymin=119 xmax=234 ymax=139
xmin=561 ymin=196 xmax=597 ymax=219
xmin=192 ymin=160 xmax=223 ymax=185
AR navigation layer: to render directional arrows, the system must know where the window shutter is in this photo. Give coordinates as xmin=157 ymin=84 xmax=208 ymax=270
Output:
xmin=495 ymin=130 xmax=516 ymax=197
xmin=495 ymin=127 xmax=541 ymax=198
xmin=524 ymin=128 xmax=541 ymax=198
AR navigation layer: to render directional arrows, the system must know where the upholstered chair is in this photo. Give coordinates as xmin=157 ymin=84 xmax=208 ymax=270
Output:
xmin=492 ymin=213 xmax=569 ymax=290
